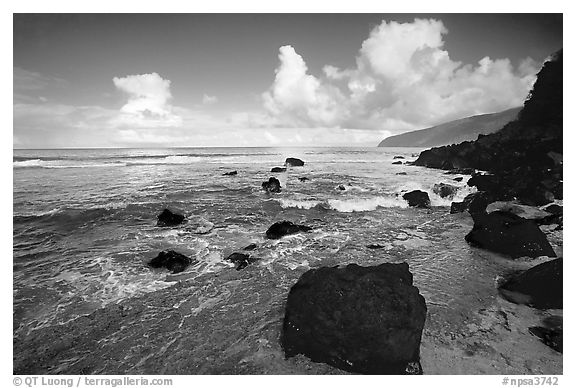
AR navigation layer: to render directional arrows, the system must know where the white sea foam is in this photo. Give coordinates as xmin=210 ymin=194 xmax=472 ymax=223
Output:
xmin=277 ymin=195 xmax=408 ymax=212
xmin=277 ymin=198 xmax=321 ymax=210
xmin=126 ymin=155 xmax=204 ymax=165
xmin=395 ymin=178 xmax=477 ymax=207
xmin=327 ymin=196 xmax=408 ymax=212
xmin=53 ymin=256 xmax=176 ymax=307
xmin=14 ymin=159 xmax=127 ymax=169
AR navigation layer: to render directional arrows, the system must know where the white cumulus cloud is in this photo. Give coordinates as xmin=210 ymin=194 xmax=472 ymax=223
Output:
xmin=112 ymin=72 xmax=182 ymax=127
xmin=262 ymin=19 xmax=539 ymax=133
xmin=262 ymin=45 xmax=349 ymax=128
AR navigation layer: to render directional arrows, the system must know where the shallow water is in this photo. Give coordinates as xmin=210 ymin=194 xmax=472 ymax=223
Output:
xmin=13 ymin=147 xmax=562 ymax=374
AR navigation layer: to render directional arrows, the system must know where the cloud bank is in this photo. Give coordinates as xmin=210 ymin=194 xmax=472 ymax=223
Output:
xmin=262 ymin=18 xmax=538 ymax=133
xmin=14 ymin=18 xmax=542 ymax=148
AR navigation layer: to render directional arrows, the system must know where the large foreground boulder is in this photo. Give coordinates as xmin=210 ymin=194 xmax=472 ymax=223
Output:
xmin=402 ymin=190 xmax=431 ymax=208
xmin=465 ymin=211 xmax=556 ymax=258
xmin=499 ymin=258 xmax=562 ymax=309
xmin=282 ymin=262 xmax=427 ymax=374
xmin=156 ymin=209 xmax=186 ymax=227
xmin=266 ymin=221 xmax=312 ymax=239
xmin=262 ymin=177 xmax=281 ymax=193
xmin=148 ymin=250 xmax=195 ymax=273
xmin=285 ymin=157 xmax=305 ymax=167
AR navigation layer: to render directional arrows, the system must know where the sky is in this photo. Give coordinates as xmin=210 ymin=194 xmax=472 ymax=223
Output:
xmin=13 ymin=14 xmax=563 ymax=148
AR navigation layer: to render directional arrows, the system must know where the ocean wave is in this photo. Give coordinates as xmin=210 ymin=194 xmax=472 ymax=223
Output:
xmin=125 ymin=155 xmax=204 ymax=165
xmin=13 ymin=159 xmax=127 ymax=169
xmin=395 ymin=179 xmax=477 ymax=207
xmin=327 ymin=196 xmax=408 ymax=212
xmin=54 ymin=256 xmax=176 ymax=307
xmin=276 ymin=198 xmax=322 ymax=210
xmin=277 ymin=195 xmax=408 ymax=212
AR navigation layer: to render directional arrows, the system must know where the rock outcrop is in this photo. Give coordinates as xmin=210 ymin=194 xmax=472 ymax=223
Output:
xmin=450 ymin=191 xmax=492 ymax=215
xmin=432 ymin=183 xmax=458 ymax=199
xmin=265 ymin=221 xmax=312 ymax=239
xmin=225 ymin=252 xmax=257 ymax=271
xmin=262 ymin=177 xmax=281 ymax=193
xmin=485 ymin=201 xmax=552 ymax=221
xmin=402 ymin=190 xmax=431 ymax=208
xmin=156 ymin=209 xmax=185 ymax=227
xmin=148 ymin=250 xmax=195 ymax=273
xmin=281 ymin=262 xmax=427 ymax=374
xmin=465 ymin=211 xmax=556 ymax=258
xmin=285 ymin=157 xmax=305 ymax=167
xmin=499 ymin=258 xmax=562 ymax=309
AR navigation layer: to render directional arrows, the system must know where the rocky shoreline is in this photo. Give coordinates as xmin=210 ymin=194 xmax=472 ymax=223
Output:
xmin=13 ymin=51 xmax=563 ymax=375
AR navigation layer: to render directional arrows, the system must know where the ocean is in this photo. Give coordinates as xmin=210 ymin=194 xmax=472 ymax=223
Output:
xmin=13 ymin=147 xmax=563 ymax=374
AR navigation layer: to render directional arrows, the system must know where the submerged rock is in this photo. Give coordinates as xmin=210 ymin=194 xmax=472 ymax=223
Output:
xmin=262 ymin=177 xmax=281 ymax=193
xmin=243 ymin=243 xmax=257 ymax=251
xmin=402 ymin=190 xmax=431 ymax=208
xmin=271 ymin=167 xmax=287 ymax=173
xmin=222 ymin=170 xmax=237 ymax=176
xmin=499 ymin=258 xmax=562 ymax=309
xmin=225 ymin=252 xmax=257 ymax=271
xmin=282 ymin=262 xmax=427 ymax=374
xmin=433 ymin=183 xmax=458 ymax=199
xmin=148 ymin=250 xmax=195 ymax=273
xmin=156 ymin=209 xmax=185 ymax=227
xmin=265 ymin=221 xmax=312 ymax=239
xmin=337 ymin=185 xmax=346 ymax=191
xmin=185 ymin=218 xmax=214 ymax=234
xmin=285 ymin=157 xmax=305 ymax=167
xmin=396 ymin=172 xmax=407 ymax=176
xmin=392 ymin=161 xmax=403 ymax=165
xmin=453 ymin=177 xmax=463 ymax=182
xmin=298 ymin=177 xmax=310 ymax=182
xmin=465 ymin=211 xmax=556 ymax=258
xmin=393 ymin=155 xmax=405 ymax=159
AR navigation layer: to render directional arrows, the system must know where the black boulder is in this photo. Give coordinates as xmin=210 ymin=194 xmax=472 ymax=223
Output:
xmin=266 ymin=221 xmax=312 ymax=239
xmin=281 ymin=262 xmax=427 ymax=374
xmin=148 ymin=250 xmax=195 ymax=273
xmin=499 ymin=258 xmax=562 ymax=309
xmin=285 ymin=157 xmax=305 ymax=167
xmin=402 ymin=190 xmax=431 ymax=208
xmin=465 ymin=211 xmax=556 ymax=258
xmin=226 ymin=252 xmax=258 ymax=270
xmin=156 ymin=209 xmax=186 ymax=227
xmin=262 ymin=177 xmax=281 ymax=193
